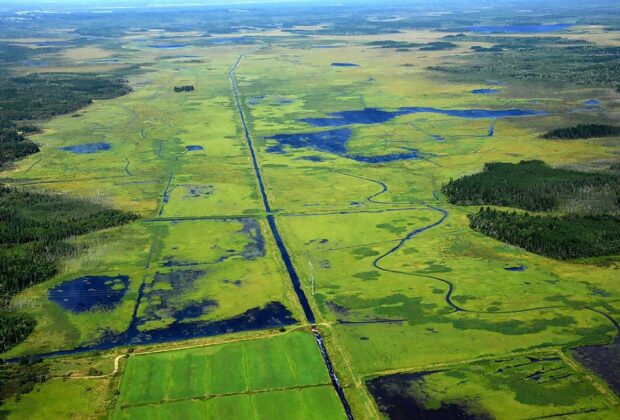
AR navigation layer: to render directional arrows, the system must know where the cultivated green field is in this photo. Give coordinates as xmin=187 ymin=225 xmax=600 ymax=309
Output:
xmin=113 ymin=332 xmax=345 ymax=419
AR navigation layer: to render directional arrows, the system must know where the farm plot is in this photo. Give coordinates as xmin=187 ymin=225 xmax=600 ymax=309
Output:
xmin=114 ymin=331 xmax=345 ymax=419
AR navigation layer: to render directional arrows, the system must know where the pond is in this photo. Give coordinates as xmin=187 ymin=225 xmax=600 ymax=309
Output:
xmin=48 ymin=275 xmax=129 ymax=313
xmin=58 ymin=142 xmax=111 ymax=154
xmin=301 ymin=107 xmax=546 ymax=127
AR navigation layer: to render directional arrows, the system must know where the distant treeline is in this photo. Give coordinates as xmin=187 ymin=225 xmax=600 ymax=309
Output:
xmin=429 ymin=42 xmax=620 ymax=87
xmin=469 ymin=208 xmax=620 ymax=260
xmin=0 ymin=73 xmax=131 ymax=121
xmin=543 ymin=124 xmax=620 ymax=139
xmin=419 ymin=42 xmax=457 ymax=51
xmin=174 ymin=85 xmax=194 ymax=92
xmin=0 ymin=187 xmax=137 ymax=352
xmin=366 ymin=40 xmax=457 ymax=51
xmin=442 ymin=160 xmax=619 ymax=212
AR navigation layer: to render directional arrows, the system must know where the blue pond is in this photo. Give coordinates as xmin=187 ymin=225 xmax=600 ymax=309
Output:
xmin=266 ymin=128 xmax=419 ymax=163
xmin=209 ymin=37 xmax=254 ymax=45
xmin=186 ymin=145 xmax=204 ymax=151
xmin=150 ymin=44 xmax=186 ymax=49
xmin=505 ymin=265 xmax=527 ymax=272
xmin=59 ymin=142 xmax=111 ymax=154
xmin=468 ymin=24 xmax=571 ymax=33
xmin=49 ymin=275 xmax=129 ymax=313
xmin=300 ymin=107 xmax=546 ymax=127
xmin=19 ymin=301 xmax=297 ymax=361
xmin=473 ymin=89 xmax=499 ymax=94
xmin=583 ymin=99 xmax=601 ymax=107
xmin=332 ymin=62 xmax=359 ymax=67
xmin=431 ymin=135 xmax=445 ymax=142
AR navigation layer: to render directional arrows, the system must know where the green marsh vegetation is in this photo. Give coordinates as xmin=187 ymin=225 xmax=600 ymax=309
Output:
xmin=0 ymin=2 xmax=619 ymax=418
xmin=0 ymin=43 xmax=135 ymax=354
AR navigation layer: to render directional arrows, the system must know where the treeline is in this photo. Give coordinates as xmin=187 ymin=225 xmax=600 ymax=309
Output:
xmin=174 ymin=85 xmax=194 ymax=92
xmin=0 ymin=358 xmax=49 ymax=404
xmin=419 ymin=41 xmax=457 ymax=51
xmin=366 ymin=40 xmax=457 ymax=51
xmin=543 ymin=124 xmax=620 ymax=139
xmin=0 ymin=120 xmax=39 ymax=165
xmin=0 ymin=313 xmax=36 ymax=354
xmin=469 ymin=208 xmax=620 ymax=260
xmin=0 ymin=187 xmax=137 ymax=298
xmin=428 ymin=43 xmax=620 ymax=87
xmin=0 ymin=72 xmax=131 ymax=168
xmin=0 ymin=73 xmax=131 ymax=121
xmin=442 ymin=160 xmax=619 ymax=212
xmin=0 ymin=187 xmax=137 ymax=352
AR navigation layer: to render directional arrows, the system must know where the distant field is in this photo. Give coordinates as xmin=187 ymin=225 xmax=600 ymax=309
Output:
xmin=113 ymin=332 xmax=345 ymax=419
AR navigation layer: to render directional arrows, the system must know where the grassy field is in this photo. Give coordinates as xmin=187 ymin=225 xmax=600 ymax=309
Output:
xmin=113 ymin=332 xmax=345 ymax=419
xmin=1 ymin=11 xmax=619 ymax=419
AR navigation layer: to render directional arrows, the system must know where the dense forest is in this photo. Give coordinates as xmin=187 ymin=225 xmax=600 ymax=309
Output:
xmin=0 ymin=73 xmax=131 ymax=121
xmin=469 ymin=208 xmax=620 ymax=260
xmin=429 ymin=42 xmax=620 ymax=87
xmin=0 ymin=188 xmax=137 ymax=352
xmin=445 ymin=161 xmax=620 ymax=261
xmin=543 ymin=124 xmax=620 ymax=139
xmin=442 ymin=160 xmax=619 ymax=213
xmin=0 ymin=120 xmax=39 ymax=165
xmin=174 ymin=85 xmax=195 ymax=92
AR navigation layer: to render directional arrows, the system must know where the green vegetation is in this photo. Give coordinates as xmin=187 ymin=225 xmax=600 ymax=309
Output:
xmin=174 ymin=85 xmax=195 ymax=92
xmin=442 ymin=160 xmax=619 ymax=213
xmin=367 ymin=352 xmax=618 ymax=419
xmin=444 ymin=161 xmax=620 ymax=260
xmin=0 ymin=187 xmax=136 ymax=352
xmin=0 ymin=358 xmax=49 ymax=405
xmin=419 ymin=41 xmax=458 ymax=51
xmin=1 ymin=3 xmax=619 ymax=419
xmin=0 ymin=73 xmax=131 ymax=121
xmin=114 ymin=332 xmax=345 ymax=419
xmin=430 ymin=43 xmax=620 ymax=87
xmin=469 ymin=208 xmax=620 ymax=260
xmin=0 ymin=120 xmax=39 ymax=166
xmin=0 ymin=187 xmax=137 ymax=299
xmin=0 ymin=312 xmax=36 ymax=354
xmin=543 ymin=124 xmax=620 ymax=139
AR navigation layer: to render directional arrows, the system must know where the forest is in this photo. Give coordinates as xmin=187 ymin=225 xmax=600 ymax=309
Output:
xmin=445 ymin=161 xmax=620 ymax=261
xmin=442 ymin=160 xmax=619 ymax=213
xmin=0 ymin=120 xmax=39 ymax=165
xmin=543 ymin=124 xmax=620 ymax=139
xmin=469 ymin=208 xmax=620 ymax=260
xmin=429 ymin=42 xmax=620 ymax=87
xmin=174 ymin=85 xmax=195 ymax=92
xmin=0 ymin=73 xmax=132 ymax=121
xmin=0 ymin=187 xmax=137 ymax=353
